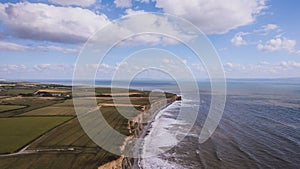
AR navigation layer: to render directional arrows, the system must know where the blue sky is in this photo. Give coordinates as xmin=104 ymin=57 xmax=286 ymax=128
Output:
xmin=0 ymin=0 xmax=300 ymax=80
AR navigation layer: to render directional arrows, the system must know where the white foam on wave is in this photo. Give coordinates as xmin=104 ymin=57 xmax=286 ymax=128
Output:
xmin=140 ymin=101 xmax=195 ymax=168
xmin=141 ymin=156 xmax=185 ymax=169
xmin=142 ymin=102 xmax=180 ymax=157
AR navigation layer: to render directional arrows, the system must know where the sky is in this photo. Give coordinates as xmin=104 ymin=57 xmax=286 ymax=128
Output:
xmin=0 ymin=0 xmax=300 ymax=80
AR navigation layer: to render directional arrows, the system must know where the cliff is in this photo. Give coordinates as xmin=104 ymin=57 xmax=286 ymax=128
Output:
xmin=98 ymin=95 xmax=181 ymax=169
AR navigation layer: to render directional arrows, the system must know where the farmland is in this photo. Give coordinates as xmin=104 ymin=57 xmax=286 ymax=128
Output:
xmin=20 ymin=105 xmax=76 ymax=116
xmin=0 ymin=105 xmax=26 ymax=113
xmin=0 ymin=81 xmax=177 ymax=168
xmin=0 ymin=97 xmax=64 ymax=117
xmin=0 ymin=116 xmax=72 ymax=154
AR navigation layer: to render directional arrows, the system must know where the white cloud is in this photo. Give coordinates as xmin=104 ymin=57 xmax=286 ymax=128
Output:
xmin=93 ymin=11 xmax=195 ymax=46
xmin=161 ymin=58 xmax=174 ymax=64
xmin=35 ymin=45 xmax=78 ymax=53
xmin=114 ymin=0 xmax=132 ymax=8
xmin=154 ymin=0 xmax=267 ymax=34
xmin=120 ymin=34 xmax=174 ymax=46
xmin=0 ymin=41 xmax=78 ymax=53
xmin=125 ymin=8 xmax=147 ymax=17
xmin=0 ymin=64 xmax=27 ymax=73
xmin=34 ymin=64 xmax=66 ymax=72
xmin=224 ymin=62 xmax=245 ymax=71
xmin=0 ymin=2 xmax=195 ymax=46
xmin=263 ymin=24 xmax=279 ymax=32
xmin=278 ymin=61 xmax=300 ymax=69
xmin=49 ymin=0 xmax=97 ymax=7
xmin=254 ymin=24 xmax=280 ymax=35
xmin=0 ymin=63 xmax=116 ymax=79
xmin=1 ymin=61 xmax=300 ymax=79
xmin=125 ymin=8 xmax=147 ymax=15
xmin=223 ymin=61 xmax=300 ymax=78
xmin=136 ymin=0 xmax=151 ymax=3
xmin=231 ymin=32 xmax=248 ymax=46
xmin=259 ymin=61 xmax=270 ymax=65
xmin=0 ymin=2 xmax=110 ymax=44
xmin=0 ymin=41 xmax=29 ymax=51
xmin=257 ymin=36 xmax=297 ymax=53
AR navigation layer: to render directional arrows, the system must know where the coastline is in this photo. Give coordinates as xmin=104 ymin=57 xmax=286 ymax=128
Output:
xmin=0 ymin=80 xmax=181 ymax=169
xmin=135 ymin=100 xmax=180 ymax=169
xmin=98 ymin=95 xmax=181 ymax=169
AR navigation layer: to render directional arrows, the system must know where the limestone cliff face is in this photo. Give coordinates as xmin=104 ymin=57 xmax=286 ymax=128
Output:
xmin=98 ymin=157 xmax=123 ymax=169
xmin=99 ymin=95 xmax=180 ymax=169
xmin=122 ymin=95 xmax=180 ymax=169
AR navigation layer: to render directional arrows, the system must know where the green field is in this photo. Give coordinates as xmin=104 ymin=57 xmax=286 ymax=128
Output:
xmin=20 ymin=106 xmax=76 ymax=116
xmin=0 ymin=88 xmax=38 ymax=96
xmin=0 ymin=148 xmax=117 ymax=169
xmin=0 ymin=116 xmax=72 ymax=154
xmin=51 ymin=99 xmax=74 ymax=107
xmin=0 ymin=83 xmax=177 ymax=168
xmin=19 ymin=118 xmax=120 ymax=169
xmin=0 ymin=105 xmax=26 ymax=112
xmin=0 ymin=97 xmax=64 ymax=117
xmin=28 ymin=107 xmax=133 ymax=150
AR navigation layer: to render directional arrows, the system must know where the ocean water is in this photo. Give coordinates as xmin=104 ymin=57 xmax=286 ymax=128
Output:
xmin=31 ymin=78 xmax=300 ymax=168
xmin=140 ymin=79 xmax=300 ymax=169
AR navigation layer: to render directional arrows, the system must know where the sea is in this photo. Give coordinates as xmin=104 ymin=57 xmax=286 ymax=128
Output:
xmin=31 ymin=78 xmax=300 ymax=169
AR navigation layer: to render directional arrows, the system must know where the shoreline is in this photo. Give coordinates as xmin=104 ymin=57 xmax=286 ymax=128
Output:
xmin=98 ymin=95 xmax=181 ymax=169
xmin=0 ymin=80 xmax=180 ymax=168
xmin=135 ymin=101 xmax=178 ymax=169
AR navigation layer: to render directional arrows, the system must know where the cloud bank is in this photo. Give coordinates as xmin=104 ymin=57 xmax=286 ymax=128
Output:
xmin=49 ymin=0 xmax=97 ymax=7
xmin=0 ymin=2 xmax=109 ymax=44
xmin=257 ymin=36 xmax=298 ymax=53
xmin=154 ymin=0 xmax=267 ymax=34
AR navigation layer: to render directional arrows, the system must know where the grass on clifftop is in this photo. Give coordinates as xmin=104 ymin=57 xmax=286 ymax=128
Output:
xmin=0 ymin=116 xmax=72 ymax=154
